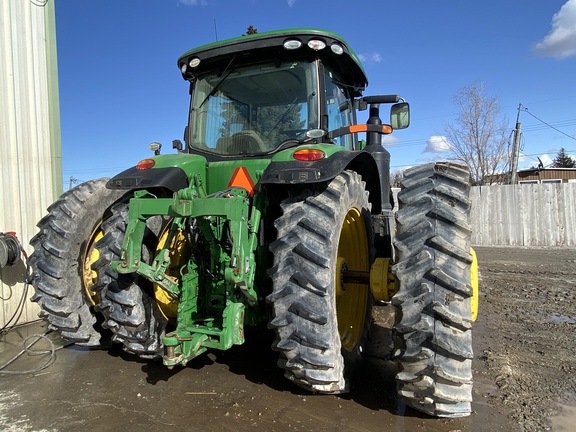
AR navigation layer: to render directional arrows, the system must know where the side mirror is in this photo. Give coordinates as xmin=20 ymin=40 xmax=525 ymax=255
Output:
xmin=172 ymin=139 xmax=184 ymax=152
xmin=390 ymin=102 xmax=410 ymax=129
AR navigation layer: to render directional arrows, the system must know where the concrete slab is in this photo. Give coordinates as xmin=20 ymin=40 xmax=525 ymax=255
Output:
xmin=0 ymin=318 xmax=513 ymax=432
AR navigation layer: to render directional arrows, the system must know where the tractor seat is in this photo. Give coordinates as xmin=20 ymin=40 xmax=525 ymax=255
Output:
xmin=216 ymin=130 xmax=267 ymax=155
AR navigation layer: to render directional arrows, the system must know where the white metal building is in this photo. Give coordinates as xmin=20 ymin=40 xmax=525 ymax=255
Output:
xmin=0 ymin=0 xmax=62 ymax=328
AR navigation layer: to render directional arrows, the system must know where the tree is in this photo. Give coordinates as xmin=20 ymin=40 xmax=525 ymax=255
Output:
xmin=390 ymin=169 xmax=404 ymax=188
xmin=551 ymin=148 xmax=575 ymax=168
xmin=443 ymin=81 xmax=510 ymax=185
xmin=245 ymin=25 xmax=258 ymax=35
xmin=256 ymin=103 xmax=304 ymax=144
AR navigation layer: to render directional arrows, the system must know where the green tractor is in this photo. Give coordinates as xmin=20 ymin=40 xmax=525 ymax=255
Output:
xmin=29 ymin=29 xmax=476 ymax=418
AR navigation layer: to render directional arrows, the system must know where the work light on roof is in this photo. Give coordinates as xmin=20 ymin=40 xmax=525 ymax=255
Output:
xmin=283 ymin=39 xmax=302 ymax=50
xmin=330 ymin=44 xmax=344 ymax=55
xmin=188 ymin=57 xmax=201 ymax=68
xmin=307 ymin=39 xmax=326 ymax=51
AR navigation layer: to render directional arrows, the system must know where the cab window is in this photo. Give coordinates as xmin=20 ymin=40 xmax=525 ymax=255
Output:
xmin=324 ymin=67 xmax=354 ymax=149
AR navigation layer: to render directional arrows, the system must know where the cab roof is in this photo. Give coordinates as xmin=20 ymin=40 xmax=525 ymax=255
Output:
xmin=178 ymin=28 xmax=368 ymax=95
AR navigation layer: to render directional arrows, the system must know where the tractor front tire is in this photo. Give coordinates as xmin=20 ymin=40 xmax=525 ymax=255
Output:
xmin=392 ymin=162 xmax=474 ymax=417
xmin=268 ymin=170 xmax=373 ymax=393
xmin=29 ymin=178 xmax=125 ymax=346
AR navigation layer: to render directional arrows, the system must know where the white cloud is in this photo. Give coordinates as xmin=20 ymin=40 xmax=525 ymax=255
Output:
xmin=358 ymin=53 xmax=382 ymax=63
xmin=539 ymin=153 xmax=554 ymax=167
xmin=518 ymin=153 xmax=554 ymax=170
xmin=423 ymin=135 xmax=451 ymax=153
xmin=534 ymin=0 xmax=576 ymax=58
xmin=382 ymin=135 xmax=400 ymax=147
xmin=287 ymin=0 xmax=296 ymax=7
xmin=517 ymin=153 xmax=530 ymax=169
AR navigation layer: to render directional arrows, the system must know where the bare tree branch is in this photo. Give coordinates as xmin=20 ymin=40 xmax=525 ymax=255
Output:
xmin=444 ymin=81 xmax=510 ymax=185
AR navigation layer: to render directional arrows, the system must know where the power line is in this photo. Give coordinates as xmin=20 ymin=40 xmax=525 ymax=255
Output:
xmin=522 ymin=119 xmax=576 ymax=133
xmin=521 ymin=107 xmax=576 ymax=141
xmin=522 ymin=149 xmax=576 ymax=157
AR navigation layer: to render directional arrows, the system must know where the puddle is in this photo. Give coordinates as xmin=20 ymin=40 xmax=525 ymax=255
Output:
xmin=549 ymin=404 xmax=576 ymax=431
xmin=548 ymin=313 xmax=576 ymax=324
xmin=0 ymin=389 xmax=43 ymax=432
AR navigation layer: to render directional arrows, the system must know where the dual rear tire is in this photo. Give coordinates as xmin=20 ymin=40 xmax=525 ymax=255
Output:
xmin=28 ymin=179 xmax=125 ymax=346
xmin=267 ymin=163 xmax=474 ymax=416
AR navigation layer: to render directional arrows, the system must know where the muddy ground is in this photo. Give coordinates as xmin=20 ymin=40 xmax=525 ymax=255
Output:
xmin=1 ymin=247 xmax=575 ymax=431
xmin=470 ymin=247 xmax=576 ymax=431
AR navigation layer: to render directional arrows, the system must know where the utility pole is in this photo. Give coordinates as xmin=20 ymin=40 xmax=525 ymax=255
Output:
xmin=68 ymin=176 xmax=79 ymax=190
xmin=509 ymin=103 xmax=523 ymax=184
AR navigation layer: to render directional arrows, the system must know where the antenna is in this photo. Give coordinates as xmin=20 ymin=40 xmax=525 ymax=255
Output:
xmin=213 ymin=19 xmax=219 ymax=41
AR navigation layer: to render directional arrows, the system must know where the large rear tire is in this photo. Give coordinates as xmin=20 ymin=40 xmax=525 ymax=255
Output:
xmin=91 ymin=203 xmax=168 ymax=358
xmin=392 ymin=162 xmax=474 ymax=417
xmin=28 ymin=179 xmax=125 ymax=346
xmin=267 ymin=170 xmax=373 ymax=393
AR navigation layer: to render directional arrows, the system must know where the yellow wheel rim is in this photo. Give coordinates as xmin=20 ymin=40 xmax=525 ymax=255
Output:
xmin=336 ymin=208 xmax=369 ymax=352
xmin=154 ymin=224 xmax=190 ymax=321
xmin=82 ymin=224 xmax=105 ymax=305
xmin=470 ymin=247 xmax=479 ymax=322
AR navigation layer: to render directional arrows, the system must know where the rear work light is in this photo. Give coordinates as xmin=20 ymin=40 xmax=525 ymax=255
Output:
xmin=330 ymin=43 xmax=344 ymax=55
xmin=137 ymin=159 xmax=156 ymax=170
xmin=283 ymin=39 xmax=302 ymax=50
xmin=293 ymin=149 xmax=325 ymax=161
xmin=307 ymin=39 xmax=326 ymax=51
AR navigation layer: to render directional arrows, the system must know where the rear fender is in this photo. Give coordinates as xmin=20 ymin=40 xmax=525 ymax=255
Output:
xmin=106 ymin=166 xmax=188 ymax=195
xmin=260 ymin=150 xmax=385 ymax=213
xmin=106 ymin=154 xmax=207 ymax=196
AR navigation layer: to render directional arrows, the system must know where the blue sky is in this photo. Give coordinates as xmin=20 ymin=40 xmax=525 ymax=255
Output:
xmin=55 ymin=0 xmax=576 ymax=187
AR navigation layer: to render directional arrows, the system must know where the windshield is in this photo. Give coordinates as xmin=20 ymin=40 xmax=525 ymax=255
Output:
xmin=188 ymin=60 xmax=319 ymax=155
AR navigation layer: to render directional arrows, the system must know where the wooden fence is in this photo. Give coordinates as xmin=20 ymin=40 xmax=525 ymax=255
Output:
xmin=469 ymin=183 xmax=576 ymax=246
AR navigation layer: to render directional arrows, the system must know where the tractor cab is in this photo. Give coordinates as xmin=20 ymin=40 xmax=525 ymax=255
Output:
xmin=178 ymin=29 xmax=408 ymax=158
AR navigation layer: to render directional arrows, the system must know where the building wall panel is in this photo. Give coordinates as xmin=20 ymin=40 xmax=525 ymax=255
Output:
xmin=0 ymin=0 xmax=61 ymax=328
